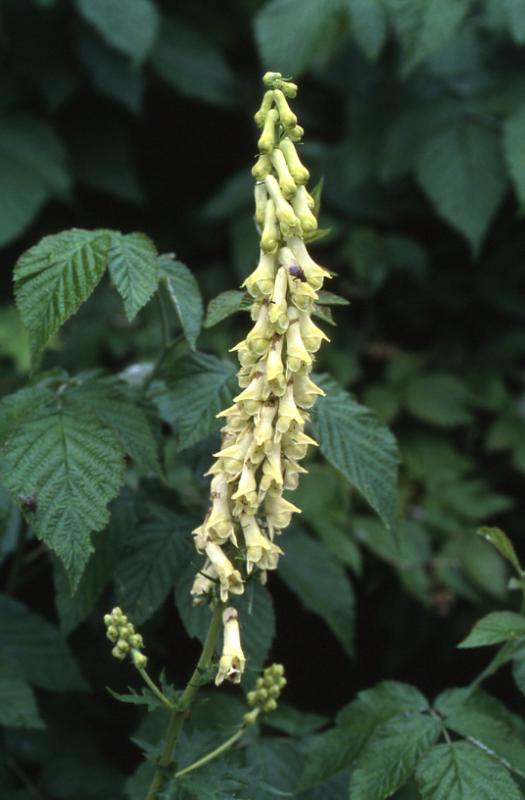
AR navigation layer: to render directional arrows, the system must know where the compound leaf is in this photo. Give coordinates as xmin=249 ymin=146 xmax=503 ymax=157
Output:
xmin=108 ymin=232 xmax=159 ymax=321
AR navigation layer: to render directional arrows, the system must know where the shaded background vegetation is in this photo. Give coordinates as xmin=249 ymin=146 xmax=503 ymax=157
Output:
xmin=2 ymin=0 xmax=525 ymax=797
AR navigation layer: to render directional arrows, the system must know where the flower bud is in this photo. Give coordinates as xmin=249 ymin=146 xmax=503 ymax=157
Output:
xmin=242 ymin=252 xmax=276 ymax=298
xmin=252 ymin=153 xmax=272 ymax=180
xmin=299 ymin=311 xmax=329 ymax=352
xmin=264 ymin=175 xmax=299 ymax=229
xmin=287 ymin=237 xmax=331 ymax=290
xmin=254 ymin=90 xmax=274 ymax=127
xmin=215 ymin=608 xmax=246 ymax=685
xmin=263 ymin=71 xmax=282 ymax=88
xmin=254 ymin=183 xmax=268 ymax=226
xmin=292 ymin=186 xmax=317 ymax=232
xmin=279 ymin=139 xmax=309 ymax=184
xmin=132 ymin=651 xmax=148 ymax=670
xmin=261 ymin=198 xmax=279 ymax=254
xmin=264 ymin=493 xmax=301 ymax=530
xmin=272 ymin=90 xmax=297 ymax=129
xmin=263 ymin=698 xmax=278 ymax=713
xmin=286 ymin=307 xmax=313 ymax=372
xmin=257 ymin=108 xmax=279 ymax=153
xmin=270 ymin=149 xmax=297 ymax=200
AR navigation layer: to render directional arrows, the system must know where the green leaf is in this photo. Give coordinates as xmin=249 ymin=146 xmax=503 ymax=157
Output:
xmin=14 ymin=229 xmax=112 ymax=364
xmin=416 ymin=741 xmax=522 ymax=800
xmin=235 ymin=583 xmax=276 ymax=681
xmin=0 ymin=658 xmax=44 ymax=729
xmin=311 ymin=374 xmax=398 ymax=529
xmin=116 ymin=512 xmax=193 ymax=624
xmin=350 ymin=712 xmax=441 ymax=800
xmin=0 ymin=595 xmax=86 ymax=691
xmin=0 ymin=116 xmax=70 ymax=247
xmin=502 ymin=0 xmax=525 ymax=44
xmin=458 ymin=611 xmax=525 ymax=648
xmin=0 ymin=403 xmax=125 ymax=588
xmin=513 ymin=653 xmax=525 ymax=698
xmin=265 ymin=703 xmax=329 ymax=736
xmin=503 ymin=104 xmax=525 ymax=207
xmin=159 ymin=256 xmax=204 ymax=351
xmin=415 ymin=123 xmax=506 ymax=253
xmin=278 ymin=528 xmax=355 ymax=657
xmin=75 ymin=0 xmax=159 ymax=63
xmin=477 ymin=526 xmax=522 ymax=575
xmin=76 ymin=30 xmax=145 ymax=113
xmin=152 ymin=19 xmax=235 ymax=106
xmin=157 ymin=352 xmax=237 ymax=450
xmin=0 ymin=385 xmax=52 ymax=446
xmin=254 ymin=0 xmax=346 ymax=75
xmin=345 ymin=0 xmax=388 ymax=60
xmin=108 ymin=232 xmax=159 ymax=321
xmin=404 ymin=374 xmax=472 ymax=427
xmin=385 ymin=0 xmax=471 ymax=75
xmin=203 ymin=290 xmax=247 ymax=328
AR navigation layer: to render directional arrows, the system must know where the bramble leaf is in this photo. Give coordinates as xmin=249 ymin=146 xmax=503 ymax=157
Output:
xmin=203 ymin=290 xmax=248 ymax=328
xmin=108 ymin=232 xmax=159 ymax=321
xmin=458 ymin=611 xmax=525 ymax=648
xmin=159 ymin=255 xmax=203 ymax=350
xmin=477 ymin=526 xmax=522 ymax=575
xmin=0 ymin=658 xmax=44 ymax=729
xmin=75 ymin=0 xmax=159 ymax=63
xmin=503 ymin=103 xmax=525 ymax=208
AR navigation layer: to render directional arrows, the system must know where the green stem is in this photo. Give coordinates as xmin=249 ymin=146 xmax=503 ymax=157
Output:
xmin=138 ymin=668 xmax=175 ymax=711
xmin=175 ymin=727 xmax=245 ymax=779
xmin=144 ymin=603 xmax=224 ymax=800
xmin=467 ymin=639 xmax=517 ymax=693
xmin=141 ymin=291 xmax=174 ymax=396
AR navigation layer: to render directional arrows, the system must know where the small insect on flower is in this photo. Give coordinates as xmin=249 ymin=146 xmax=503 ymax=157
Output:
xmin=287 ymin=263 xmax=306 ymax=282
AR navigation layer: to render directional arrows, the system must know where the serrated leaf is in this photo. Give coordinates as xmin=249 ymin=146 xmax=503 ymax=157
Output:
xmin=254 ymin=0 xmax=345 ymax=75
xmin=416 ymin=124 xmax=506 ymax=253
xmin=265 ymin=703 xmax=329 ymax=736
xmin=75 ymin=0 xmax=159 ymax=63
xmin=0 ymin=595 xmax=86 ymax=691
xmin=159 ymin=256 xmax=203 ymax=350
xmin=234 ymin=583 xmax=276 ymax=681
xmin=350 ymin=712 xmax=441 ymax=800
xmin=14 ymin=228 xmax=112 ymax=364
xmin=458 ymin=611 xmax=525 ymax=648
xmin=152 ymin=19 xmax=235 ymax=106
xmin=346 ymin=0 xmax=388 ymax=60
xmin=0 ymin=116 xmax=70 ymax=247
xmin=203 ymin=290 xmax=247 ymax=328
xmin=157 ymin=352 xmax=237 ymax=450
xmin=316 ymin=290 xmax=350 ymax=306
xmin=76 ymin=30 xmax=145 ymax=113
xmin=108 ymin=232 xmax=159 ymax=321
xmin=278 ymin=528 xmax=355 ymax=657
xmin=0 ymin=404 xmax=125 ymax=588
xmin=477 ymin=526 xmax=522 ymax=575
xmin=0 ymin=658 xmax=44 ymax=729
xmin=116 ymin=512 xmax=193 ymax=623
xmin=503 ymin=104 xmax=525 ymax=207
xmin=502 ymin=0 xmax=525 ymax=44
xmin=311 ymin=374 xmax=398 ymax=529
xmin=404 ymin=374 xmax=472 ymax=428
xmin=385 ymin=0 xmax=471 ymax=75
xmin=416 ymin=741 xmax=522 ymax=800
xmin=0 ymin=385 xmax=53 ymax=446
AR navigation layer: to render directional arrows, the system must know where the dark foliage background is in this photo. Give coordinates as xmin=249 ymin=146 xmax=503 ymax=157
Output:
xmin=2 ymin=0 xmax=525 ymax=798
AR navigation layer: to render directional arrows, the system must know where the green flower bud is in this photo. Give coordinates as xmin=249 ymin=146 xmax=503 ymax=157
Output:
xmin=132 ymin=650 xmax=148 ymax=669
xmin=103 ymin=614 xmax=112 ymax=626
xmin=116 ymin=638 xmax=129 ymax=654
xmin=106 ymin=625 xmax=119 ymax=642
xmin=279 ymin=139 xmax=309 ymax=184
xmin=263 ymin=71 xmax=282 ymax=88
xmin=258 ymin=108 xmax=279 ymax=154
xmin=255 ymin=677 xmax=265 ymax=690
xmin=255 ymin=688 xmax=268 ymax=703
xmin=247 ymin=691 xmax=258 ymax=707
xmin=112 ymin=645 xmax=126 ymax=661
xmin=130 ymin=633 xmax=144 ymax=649
xmin=272 ymin=90 xmax=297 ymax=130
xmin=263 ymin=698 xmax=278 ymax=713
xmin=279 ymin=80 xmax=298 ymax=98
xmin=243 ymin=709 xmax=260 ymax=726
xmin=254 ymin=90 xmax=275 ymax=127
xmin=252 ymin=153 xmax=272 ymax=181
xmin=288 ymin=125 xmax=304 ymax=142
xmin=269 ymin=663 xmax=284 ymax=677
xmin=268 ymin=684 xmax=280 ymax=698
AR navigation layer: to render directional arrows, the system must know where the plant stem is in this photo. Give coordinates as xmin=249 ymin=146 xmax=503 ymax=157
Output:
xmin=144 ymin=602 xmax=224 ymax=800
xmin=174 ymin=727 xmax=245 ymax=779
xmin=140 ymin=290 xmax=176 ymax=396
xmin=467 ymin=639 xmax=517 ymax=693
xmin=138 ymin=668 xmax=175 ymax=711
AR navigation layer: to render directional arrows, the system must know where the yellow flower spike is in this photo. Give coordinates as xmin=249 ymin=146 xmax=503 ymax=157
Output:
xmin=279 ymin=80 xmax=298 ymax=99
xmin=242 ymin=252 xmax=276 ymax=298
xmin=287 ymin=272 xmax=318 ymax=311
xmin=214 ymin=428 xmax=253 ymax=478
xmin=260 ymin=440 xmax=284 ymax=493
xmin=283 ymin=458 xmax=308 ymax=491
xmin=287 ymin=124 xmax=304 ymax=142
xmin=206 ymin=475 xmax=236 ymax=545
xmin=287 ymin=237 xmax=331 ymax=290
xmin=292 ymin=187 xmax=318 ymax=233
xmin=272 ymin=89 xmax=297 ymax=130
xmin=190 ymin=560 xmax=218 ymax=606
xmin=205 ymin=542 xmax=244 ymax=602
xmin=299 ymin=311 xmax=330 ymax=352
xmin=276 ymin=382 xmax=304 ymax=434
xmin=234 ymin=372 xmax=267 ymax=416
xmin=260 ymin=198 xmax=279 ymax=254
xmin=231 ymin=460 xmax=258 ymax=508
xmin=254 ymin=90 xmax=275 ymax=127
xmin=252 ymin=153 xmax=272 ymax=180
xmin=264 ymin=493 xmax=301 ymax=530
xmin=268 ymin=266 xmax=289 ymax=329
xmin=278 ymin=139 xmax=310 ymax=184
xmin=240 ymin=514 xmax=277 ymax=573
xmin=264 ymin=175 xmax=299 ymax=229
xmin=281 ymin=429 xmax=319 ymax=461
xmin=257 ymin=107 xmax=279 ymax=153
xmin=253 ymin=401 xmax=277 ymax=448
xmin=254 ymin=183 xmax=268 ymax=226
xmin=246 ymin=303 xmax=273 ymax=354
xmin=286 ymin=307 xmax=313 ymax=372
xmin=270 ymin=149 xmax=297 ymax=200
xmin=215 ymin=608 xmax=246 ymax=685
xmin=292 ymin=372 xmax=326 ymax=408
xmin=263 ymin=71 xmax=282 ymax=88
xmin=265 ymin=336 xmax=286 ymax=393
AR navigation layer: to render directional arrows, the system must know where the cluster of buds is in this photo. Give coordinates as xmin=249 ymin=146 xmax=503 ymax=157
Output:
xmin=246 ymin=663 xmax=286 ymax=715
xmin=191 ymin=72 xmax=331 ymax=685
xmin=104 ymin=606 xmax=147 ymax=670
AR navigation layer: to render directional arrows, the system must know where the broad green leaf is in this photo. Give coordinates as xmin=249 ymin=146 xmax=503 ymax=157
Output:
xmin=458 ymin=611 xmax=525 ymax=648
xmin=108 ymin=232 xmax=159 ymax=321
xmin=246 ymin=738 xmax=303 ymax=798
xmin=265 ymin=703 xmax=329 ymax=736
xmin=75 ymin=0 xmax=159 ymax=63
xmin=345 ymin=0 xmax=388 ymax=60
xmin=152 ymin=19 xmax=235 ymax=106
xmin=311 ymin=374 xmax=398 ymax=530
xmin=0 ymin=659 xmax=44 ymax=729
xmin=0 ymin=404 xmax=125 ymax=588
xmin=0 ymin=116 xmax=70 ymax=247
xmin=477 ymin=526 xmax=522 ymax=575
xmin=503 ymin=104 xmax=525 ymax=207
xmin=0 ymin=595 xmax=86 ymax=691
xmin=234 ymin=583 xmax=276 ymax=681
xmin=254 ymin=0 xmax=345 ymax=75
xmin=416 ymin=124 xmax=506 ymax=253
xmin=157 ymin=352 xmax=237 ymax=450
xmin=14 ymin=229 xmax=112 ymax=364
xmin=502 ymin=0 xmax=525 ymax=43
xmin=435 ymin=688 xmax=525 ymax=778
xmin=404 ymin=374 xmax=472 ymax=427
xmin=76 ymin=30 xmax=145 ymax=113
xmin=116 ymin=512 xmax=193 ymax=623
xmin=0 ymin=385 xmax=53 ymax=446
xmin=513 ymin=653 xmax=525 ymax=698
xmin=159 ymin=256 xmax=203 ymax=350
xmin=203 ymin=290 xmax=247 ymax=328
xmin=385 ymin=0 xmax=471 ymax=75
xmin=350 ymin=712 xmax=441 ymax=800
xmin=416 ymin=741 xmax=522 ymax=800
xmin=278 ymin=528 xmax=355 ymax=657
